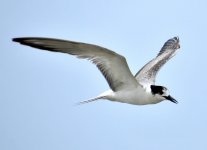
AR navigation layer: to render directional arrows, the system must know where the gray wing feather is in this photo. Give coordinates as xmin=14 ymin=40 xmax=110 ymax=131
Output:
xmin=135 ymin=37 xmax=180 ymax=85
xmin=13 ymin=37 xmax=139 ymax=91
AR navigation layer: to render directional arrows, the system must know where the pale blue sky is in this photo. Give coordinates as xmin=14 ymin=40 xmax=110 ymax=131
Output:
xmin=1 ymin=0 xmax=207 ymax=150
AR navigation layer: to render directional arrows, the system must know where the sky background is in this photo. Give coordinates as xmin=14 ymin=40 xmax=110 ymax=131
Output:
xmin=1 ymin=0 xmax=207 ymax=150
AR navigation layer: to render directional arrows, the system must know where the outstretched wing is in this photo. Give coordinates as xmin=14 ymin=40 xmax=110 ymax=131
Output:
xmin=13 ymin=37 xmax=139 ymax=91
xmin=135 ymin=37 xmax=180 ymax=86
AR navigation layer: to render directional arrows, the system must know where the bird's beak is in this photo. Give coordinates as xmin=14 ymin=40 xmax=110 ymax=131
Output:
xmin=164 ymin=95 xmax=178 ymax=104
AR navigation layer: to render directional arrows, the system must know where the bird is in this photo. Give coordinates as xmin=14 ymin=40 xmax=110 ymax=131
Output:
xmin=12 ymin=36 xmax=180 ymax=105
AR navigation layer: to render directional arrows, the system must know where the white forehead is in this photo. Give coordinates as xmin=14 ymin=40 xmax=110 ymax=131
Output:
xmin=163 ymin=88 xmax=169 ymax=95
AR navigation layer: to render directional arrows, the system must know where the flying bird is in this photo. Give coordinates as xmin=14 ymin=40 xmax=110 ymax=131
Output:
xmin=12 ymin=36 xmax=180 ymax=105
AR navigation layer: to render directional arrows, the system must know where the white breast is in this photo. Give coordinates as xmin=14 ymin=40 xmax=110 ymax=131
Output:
xmin=103 ymin=86 xmax=163 ymax=105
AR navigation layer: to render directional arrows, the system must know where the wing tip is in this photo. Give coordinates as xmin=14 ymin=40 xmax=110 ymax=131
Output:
xmin=158 ymin=36 xmax=180 ymax=56
xmin=12 ymin=37 xmax=29 ymax=44
xmin=12 ymin=37 xmax=21 ymax=42
xmin=170 ymin=36 xmax=179 ymax=43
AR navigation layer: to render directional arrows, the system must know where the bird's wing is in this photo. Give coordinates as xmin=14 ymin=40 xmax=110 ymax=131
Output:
xmin=135 ymin=37 xmax=180 ymax=86
xmin=13 ymin=37 xmax=139 ymax=91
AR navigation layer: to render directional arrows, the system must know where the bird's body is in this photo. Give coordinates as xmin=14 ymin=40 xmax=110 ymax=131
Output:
xmin=13 ymin=36 xmax=180 ymax=105
xmin=99 ymin=88 xmax=162 ymax=105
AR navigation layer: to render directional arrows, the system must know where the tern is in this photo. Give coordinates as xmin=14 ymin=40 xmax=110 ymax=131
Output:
xmin=12 ymin=36 xmax=180 ymax=105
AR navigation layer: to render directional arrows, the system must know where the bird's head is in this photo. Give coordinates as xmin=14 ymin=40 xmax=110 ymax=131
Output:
xmin=150 ymin=85 xmax=178 ymax=104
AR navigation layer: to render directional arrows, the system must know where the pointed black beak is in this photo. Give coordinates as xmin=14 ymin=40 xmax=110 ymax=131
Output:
xmin=164 ymin=95 xmax=178 ymax=104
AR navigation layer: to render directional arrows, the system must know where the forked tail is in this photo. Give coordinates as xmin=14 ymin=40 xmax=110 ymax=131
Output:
xmin=75 ymin=90 xmax=113 ymax=105
xmin=76 ymin=96 xmax=106 ymax=105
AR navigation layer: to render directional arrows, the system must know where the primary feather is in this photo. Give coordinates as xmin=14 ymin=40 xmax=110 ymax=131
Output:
xmin=135 ymin=37 xmax=180 ymax=86
xmin=13 ymin=37 xmax=139 ymax=91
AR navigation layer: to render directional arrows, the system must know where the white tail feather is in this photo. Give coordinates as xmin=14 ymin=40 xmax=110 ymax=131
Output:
xmin=75 ymin=90 xmax=113 ymax=105
xmin=76 ymin=96 xmax=105 ymax=105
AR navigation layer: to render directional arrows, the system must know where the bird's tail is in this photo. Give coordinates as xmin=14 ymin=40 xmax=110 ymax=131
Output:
xmin=75 ymin=90 xmax=112 ymax=105
xmin=76 ymin=96 xmax=105 ymax=105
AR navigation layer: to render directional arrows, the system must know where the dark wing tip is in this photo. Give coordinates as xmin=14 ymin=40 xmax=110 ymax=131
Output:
xmin=157 ymin=36 xmax=180 ymax=56
xmin=12 ymin=37 xmax=22 ymax=42
xmin=12 ymin=37 xmax=35 ymax=48
xmin=12 ymin=37 xmax=53 ymax=51
xmin=12 ymin=37 xmax=31 ymax=44
xmin=163 ymin=36 xmax=180 ymax=49
xmin=12 ymin=37 xmax=26 ymax=42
